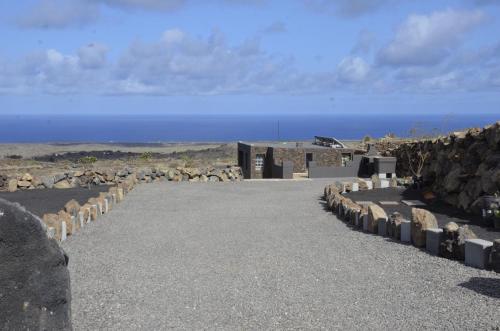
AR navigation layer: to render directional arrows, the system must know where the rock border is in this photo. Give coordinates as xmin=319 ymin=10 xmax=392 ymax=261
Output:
xmin=323 ymin=182 xmax=500 ymax=272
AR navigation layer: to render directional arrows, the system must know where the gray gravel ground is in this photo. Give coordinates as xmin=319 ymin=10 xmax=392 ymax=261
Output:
xmin=63 ymin=180 xmax=500 ymax=330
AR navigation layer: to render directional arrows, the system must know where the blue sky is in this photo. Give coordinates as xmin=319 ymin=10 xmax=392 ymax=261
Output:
xmin=0 ymin=0 xmax=499 ymax=114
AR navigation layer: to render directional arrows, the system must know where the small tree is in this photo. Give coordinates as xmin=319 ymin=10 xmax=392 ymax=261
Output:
xmin=405 ymin=122 xmax=433 ymax=185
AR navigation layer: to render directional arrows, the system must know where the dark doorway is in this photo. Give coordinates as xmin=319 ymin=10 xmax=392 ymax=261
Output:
xmin=306 ymin=153 xmax=313 ymax=168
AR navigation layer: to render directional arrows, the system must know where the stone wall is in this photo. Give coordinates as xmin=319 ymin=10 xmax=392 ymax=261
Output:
xmin=0 ymin=166 xmax=243 ymax=192
xmin=392 ymin=121 xmax=500 ymax=213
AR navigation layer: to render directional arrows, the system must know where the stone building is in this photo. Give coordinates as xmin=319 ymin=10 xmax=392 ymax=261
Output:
xmin=237 ymin=137 xmax=356 ymax=179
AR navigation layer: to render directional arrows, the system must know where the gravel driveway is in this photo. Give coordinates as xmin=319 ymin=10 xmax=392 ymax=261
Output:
xmin=63 ymin=180 xmax=500 ymax=330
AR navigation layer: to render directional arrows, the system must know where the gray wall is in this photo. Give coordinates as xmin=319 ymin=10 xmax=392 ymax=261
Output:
xmin=308 ymin=155 xmax=363 ymax=178
xmin=272 ymin=161 xmax=293 ymax=179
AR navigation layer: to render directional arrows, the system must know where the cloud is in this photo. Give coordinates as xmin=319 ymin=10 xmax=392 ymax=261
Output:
xmin=17 ymin=0 xmax=99 ymax=29
xmin=351 ymin=29 xmax=376 ymax=55
xmin=302 ymin=0 xmax=392 ymax=17
xmin=377 ymin=9 xmax=486 ymax=66
xmin=95 ymin=0 xmax=186 ymax=11
xmin=336 ymin=56 xmax=370 ymax=83
xmin=262 ymin=21 xmax=287 ymax=34
xmin=78 ymin=43 xmax=108 ymax=69
xmin=0 ymin=30 xmax=335 ymax=95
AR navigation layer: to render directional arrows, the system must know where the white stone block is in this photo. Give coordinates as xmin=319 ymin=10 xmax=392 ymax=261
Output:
xmin=97 ymin=202 xmax=103 ymax=215
xmin=426 ymin=228 xmax=443 ymax=256
xmin=86 ymin=208 xmax=91 ymax=223
xmin=91 ymin=204 xmax=98 ymax=218
xmin=112 ymin=194 xmax=117 ymax=204
xmin=61 ymin=221 xmax=67 ymax=241
xmin=366 ymin=180 xmax=373 ymax=190
xmin=380 ymin=179 xmax=390 ymax=188
xmin=104 ymin=199 xmax=109 ymax=213
xmin=78 ymin=211 xmax=85 ymax=228
xmin=351 ymin=182 xmax=359 ymax=192
xmin=400 ymin=220 xmax=411 ymax=243
xmin=378 ymin=173 xmax=387 ymax=179
xmin=363 ymin=214 xmax=369 ymax=232
xmin=47 ymin=227 xmax=56 ymax=239
xmin=465 ymin=239 xmax=493 ymax=269
xmin=71 ymin=216 xmax=77 ymax=233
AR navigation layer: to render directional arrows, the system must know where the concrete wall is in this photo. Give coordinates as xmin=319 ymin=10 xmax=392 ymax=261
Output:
xmin=272 ymin=161 xmax=294 ymax=179
xmin=308 ymin=155 xmax=363 ymax=178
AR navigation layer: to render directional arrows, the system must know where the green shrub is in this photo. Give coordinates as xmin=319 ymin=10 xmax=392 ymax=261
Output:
xmin=78 ymin=156 xmax=97 ymax=165
xmin=139 ymin=152 xmax=153 ymax=161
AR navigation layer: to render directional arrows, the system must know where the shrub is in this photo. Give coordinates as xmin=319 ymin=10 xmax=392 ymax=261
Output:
xmin=78 ymin=156 xmax=97 ymax=165
xmin=139 ymin=152 xmax=153 ymax=161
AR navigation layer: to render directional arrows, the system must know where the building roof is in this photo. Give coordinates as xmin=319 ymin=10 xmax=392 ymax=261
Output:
xmin=238 ymin=141 xmax=350 ymax=150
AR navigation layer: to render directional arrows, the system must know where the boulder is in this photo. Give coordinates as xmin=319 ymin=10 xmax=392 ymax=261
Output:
xmin=64 ymin=199 xmax=81 ymax=218
xmin=42 ymin=213 xmax=62 ymax=240
xmin=444 ymin=168 xmax=462 ymax=193
xmin=54 ymin=180 xmax=72 ymax=189
xmin=41 ymin=176 xmax=55 ymax=189
xmin=388 ymin=212 xmax=404 ymax=239
xmin=21 ymin=173 xmax=33 ymax=182
xmin=0 ymin=199 xmax=71 ymax=330
xmin=368 ymin=204 xmax=387 ymax=233
xmin=411 ymin=208 xmax=438 ymax=247
xmin=444 ymin=221 xmax=459 ymax=232
xmin=8 ymin=179 xmax=18 ymax=192
xmin=17 ymin=180 xmax=31 ymax=188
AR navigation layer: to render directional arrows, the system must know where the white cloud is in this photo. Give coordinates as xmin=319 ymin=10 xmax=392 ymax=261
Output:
xmin=96 ymin=0 xmax=185 ymax=11
xmin=302 ymin=0 xmax=392 ymax=17
xmin=336 ymin=56 xmax=370 ymax=83
xmin=17 ymin=0 xmax=99 ymax=29
xmin=78 ymin=43 xmax=109 ymax=69
xmin=377 ymin=9 xmax=486 ymax=66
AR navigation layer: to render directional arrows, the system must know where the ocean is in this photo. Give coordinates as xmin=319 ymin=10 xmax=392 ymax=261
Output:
xmin=1 ymin=113 xmax=498 ymax=143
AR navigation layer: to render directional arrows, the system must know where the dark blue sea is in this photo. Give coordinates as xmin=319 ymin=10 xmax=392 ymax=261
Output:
xmin=1 ymin=113 xmax=498 ymax=143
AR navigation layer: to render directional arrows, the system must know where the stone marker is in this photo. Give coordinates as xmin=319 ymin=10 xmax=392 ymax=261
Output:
xmin=60 ymin=221 xmax=67 ymax=241
xmin=71 ymin=216 xmax=77 ymax=234
xmin=78 ymin=212 xmax=85 ymax=228
xmin=46 ymin=227 xmax=56 ymax=239
xmin=401 ymin=220 xmax=411 ymax=243
xmin=411 ymin=208 xmax=438 ymax=247
xmin=491 ymin=239 xmax=500 ymax=273
xmin=91 ymin=205 xmax=98 ymax=220
xmin=380 ymin=179 xmax=390 ymax=188
xmin=465 ymin=239 xmax=493 ymax=269
xmin=426 ymin=228 xmax=443 ymax=256
xmin=363 ymin=214 xmax=369 ymax=232
xmin=352 ymin=182 xmax=359 ymax=192
xmin=378 ymin=218 xmax=388 ymax=236
xmin=368 ymin=204 xmax=387 ymax=234
xmin=104 ymin=199 xmax=109 ymax=213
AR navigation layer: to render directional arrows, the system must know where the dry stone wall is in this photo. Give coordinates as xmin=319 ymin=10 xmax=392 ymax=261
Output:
xmin=392 ymin=121 xmax=500 ymax=213
xmin=0 ymin=166 xmax=243 ymax=192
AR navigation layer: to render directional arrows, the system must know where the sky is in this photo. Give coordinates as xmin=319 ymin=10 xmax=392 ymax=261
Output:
xmin=0 ymin=0 xmax=499 ymax=115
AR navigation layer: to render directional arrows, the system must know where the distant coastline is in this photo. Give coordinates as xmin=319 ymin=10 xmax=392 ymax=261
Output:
xmin=1 ymin=113 xmax=498 ymax=143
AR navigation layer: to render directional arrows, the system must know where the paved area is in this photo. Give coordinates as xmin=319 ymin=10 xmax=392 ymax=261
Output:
xmin=64 ymin=181 xmax=500 ymax=330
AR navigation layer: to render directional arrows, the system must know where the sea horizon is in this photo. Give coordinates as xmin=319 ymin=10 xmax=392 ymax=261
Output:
xmin=1 ymin=112 xmax=498 ymax=143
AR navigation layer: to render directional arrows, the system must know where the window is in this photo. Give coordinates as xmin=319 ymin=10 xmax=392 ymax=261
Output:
xmin=255 ymin=154 xmax=265 ymax=171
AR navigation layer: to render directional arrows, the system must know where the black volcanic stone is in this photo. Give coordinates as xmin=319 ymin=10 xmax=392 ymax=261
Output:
xmin=0 ymin=198 xmax=72 ymax=330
